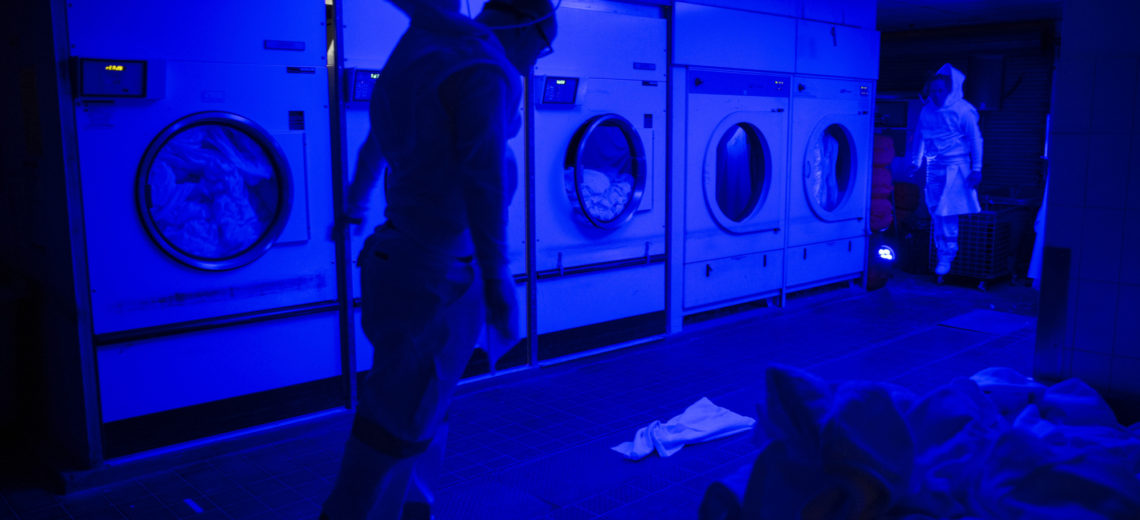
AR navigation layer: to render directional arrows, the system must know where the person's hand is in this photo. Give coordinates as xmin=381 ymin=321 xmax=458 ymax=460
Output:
xmin=327 ymin=214 xmax=365 ymax=242
xmin=484 ymin=276 xmax=521 ymax=347
xmin=967 ymin=170 xmax=982 ymax=189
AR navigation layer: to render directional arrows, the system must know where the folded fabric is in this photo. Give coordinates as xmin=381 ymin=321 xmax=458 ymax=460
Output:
xmin=612 ymin=397 xmax=755 ymax=460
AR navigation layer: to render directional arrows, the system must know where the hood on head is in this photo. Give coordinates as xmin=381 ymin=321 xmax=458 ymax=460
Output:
xmin=936 ymin=63 xmax=966 ymax=107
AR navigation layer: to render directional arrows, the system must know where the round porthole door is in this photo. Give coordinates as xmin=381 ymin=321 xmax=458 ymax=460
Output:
xmin=136 ymin=111 xmax=293 ymax=271
xmin=564 ymin=114 xmax=647 ymax=229
xmin=803 ymin=122 xmax=856 ymax=220
xmin=703 ymin=119 xmax=772 ymax=232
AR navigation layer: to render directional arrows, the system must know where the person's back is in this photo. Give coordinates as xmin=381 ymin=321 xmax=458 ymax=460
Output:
xmin=371 ymin=18 xmax=521 ymax=257
xmin=322 ymin=1 xmax=555 ymax=518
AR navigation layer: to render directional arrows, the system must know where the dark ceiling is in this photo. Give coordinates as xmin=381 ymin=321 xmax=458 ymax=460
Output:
xmin=877 ymin=0 xmax=1063 ymax=31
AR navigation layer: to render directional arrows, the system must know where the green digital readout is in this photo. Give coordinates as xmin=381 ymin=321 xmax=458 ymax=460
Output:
xmin=80 ymin=58 xmax=146 ymax=97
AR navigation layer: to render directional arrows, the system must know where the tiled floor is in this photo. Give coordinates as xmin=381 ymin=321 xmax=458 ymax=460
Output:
xmin=2 ymin=272 xmax=1041 ymax=519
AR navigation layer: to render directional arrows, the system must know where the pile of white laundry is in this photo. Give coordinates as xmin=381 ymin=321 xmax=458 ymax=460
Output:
xmin=578 ymin=168 xmax=633 ymax=222
xmin=699 ymin=364 xmax=1140 ymax=520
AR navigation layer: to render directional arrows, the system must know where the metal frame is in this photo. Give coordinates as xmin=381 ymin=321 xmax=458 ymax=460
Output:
xmin=330 ymin=0 xmax=359 ymax=408
xmin=665 ymin=4 xmax=682 ymax=333
xmin=51 ymin=0 xmax=104 ymax=468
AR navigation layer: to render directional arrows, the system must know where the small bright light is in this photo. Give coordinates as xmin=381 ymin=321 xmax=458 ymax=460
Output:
xmin=877 ymin=245 xmax=896 ymax=261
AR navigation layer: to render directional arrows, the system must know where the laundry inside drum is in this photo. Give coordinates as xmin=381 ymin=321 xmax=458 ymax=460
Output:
xmin=144 ymin=123 xmax=282 ymax=260
xmin=576 ymin=122 xmax=637 ymax=223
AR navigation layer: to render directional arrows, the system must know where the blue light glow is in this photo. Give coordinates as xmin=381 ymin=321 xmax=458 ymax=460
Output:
xmin=878 ymin=245 xmax=896 ymax=261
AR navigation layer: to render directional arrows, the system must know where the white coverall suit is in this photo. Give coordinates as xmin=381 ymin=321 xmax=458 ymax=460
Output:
xmin=322 ymin=1 xmax=522 ymax=517
xmin=912 ymin=63 xmax=983 ymax=275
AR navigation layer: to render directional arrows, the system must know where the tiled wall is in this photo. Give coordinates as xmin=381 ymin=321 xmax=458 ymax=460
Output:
xmin=1036 ymin=0 xmax=1140 ymax=402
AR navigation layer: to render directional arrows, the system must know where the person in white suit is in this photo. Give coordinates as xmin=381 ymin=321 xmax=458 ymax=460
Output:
xmin=911 ymin=63 xmax=984 ymax=276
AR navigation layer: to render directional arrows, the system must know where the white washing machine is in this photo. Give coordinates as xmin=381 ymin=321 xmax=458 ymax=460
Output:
xmin=531 ymin=6 xmax=667 ymax=352
xmin=785 ymin=75 xmax=874 ymax=290
xmin=683 ymin=69 xmax=790 ymax=312
xmin=340 ymin=0 xmax=529 ymax=374
xmin=67 ymin=1 xmax=340 ymax=432
xmin=671 ymin=3 xmax=796 ymax=322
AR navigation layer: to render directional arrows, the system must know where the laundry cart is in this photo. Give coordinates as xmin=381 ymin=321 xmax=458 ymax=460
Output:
xmin=929 ymin=206 xmax=1027 ymax=290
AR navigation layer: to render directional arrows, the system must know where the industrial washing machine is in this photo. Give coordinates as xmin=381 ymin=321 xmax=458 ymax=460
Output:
xmin=673 ymin=2 xmax=797 ymax=313
xmin=531 ymin=4 xmax=667 ymax=359
xmin=67 ymin=0 xmax=339 ymax=455
xmin=785 ymin=18 xmax=879 ymax=292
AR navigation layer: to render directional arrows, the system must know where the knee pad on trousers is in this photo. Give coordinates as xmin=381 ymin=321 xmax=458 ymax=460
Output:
xmin=351 ymin=416 xmax=432 ymax=459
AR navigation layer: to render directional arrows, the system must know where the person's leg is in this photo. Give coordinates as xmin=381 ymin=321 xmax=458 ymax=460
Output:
xmin=941 ymin=213 xmax=960 ymax=264
xmin=394 ymin=265 xmax=483 ymax=517
xmin=406 ymin=419 xmax=447 ymax=506
xmin=323 ymin=234 xmax=457 ymax=520
xmin=925 ymin=165 xmax=952 ymax=275
xmin=934 ymin=213 xmax=953 ymax=273
xmin=322 ymin=430 xmax=414 ymax=520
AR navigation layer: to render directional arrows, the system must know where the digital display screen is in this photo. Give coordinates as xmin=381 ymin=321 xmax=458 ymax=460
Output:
xmin=80 ymin=59 xmax=146 ymax=97
xmin=541 ymin=76 xmax=578 ymax=105
xmin=351 ymin=69 xmax=383 ymax=103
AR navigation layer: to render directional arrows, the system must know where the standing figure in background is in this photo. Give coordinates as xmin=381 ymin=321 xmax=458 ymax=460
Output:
xmin=911 ymin=63 xmax=983 ymax=276
xmin=322 ymin=0 xmax=557 ymax=518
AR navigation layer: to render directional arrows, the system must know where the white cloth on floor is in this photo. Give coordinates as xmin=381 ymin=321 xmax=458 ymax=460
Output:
xmin=612 ymin=397 xmax=755 ymax=460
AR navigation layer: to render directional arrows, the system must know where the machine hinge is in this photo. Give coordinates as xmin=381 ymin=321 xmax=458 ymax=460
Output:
xmin=644 ymin=242 xmax=651 ymax=264
xmin=803 ymin=248 xmax=808 ymax=260
xmin=763 ymin=254 xmax=767 ymax=267
xmin=705 ymin=264 xmax=712 ymax=277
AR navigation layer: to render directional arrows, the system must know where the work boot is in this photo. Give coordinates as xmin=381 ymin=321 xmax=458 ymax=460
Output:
xmin=935 ymin=259 xmax=951 ymax=275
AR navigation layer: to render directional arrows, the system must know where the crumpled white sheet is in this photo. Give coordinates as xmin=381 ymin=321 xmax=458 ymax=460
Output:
xmin=612 ymin=397 xmax=755 ymax=460
xmin=579 ymin=168 xmax=633 ymax=222
xmin=730 ymin=364 xmax=1140 ymax=520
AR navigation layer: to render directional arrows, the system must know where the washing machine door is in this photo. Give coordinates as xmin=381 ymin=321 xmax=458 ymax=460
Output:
xmin=564 ymin=114 xmax=647 ymax=230
xmin=802 ymin=120 xmax=857 ymax=221
xmin=136 ymin=111 xmax=293 ymax=271
xmin=703 ymin=119 xmax=775 ymax=233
